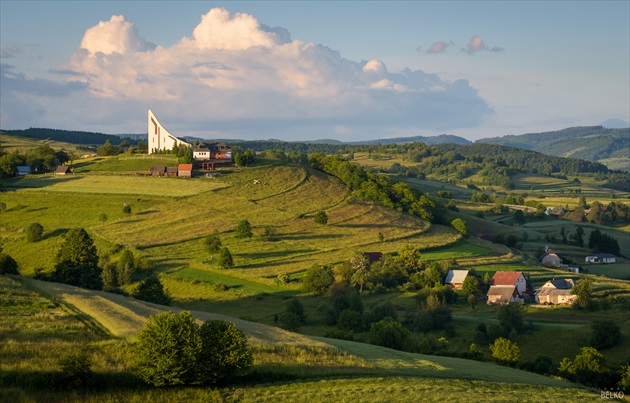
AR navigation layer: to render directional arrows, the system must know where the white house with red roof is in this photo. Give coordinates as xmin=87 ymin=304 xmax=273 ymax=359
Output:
xmin=487 ymin=271 xmax=527 ymax=304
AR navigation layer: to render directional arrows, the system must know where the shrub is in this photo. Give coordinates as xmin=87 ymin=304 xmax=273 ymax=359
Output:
xmin=302 ymin=264 xmax=334 ymax=295
xmin=235 ymin=220 xmax=253 ymax=238
xmin=314 ymin=210 xmax=328 ymax=225
xmin=122 ymin=204 xmax=132 ymax=215
xmin=279 ymin=312 xmax=303 ymax=332
xmin=590 ymin=320 xmax=622 ymax=349
xmin=98 ymin=213 xmax=108 ymax=223
xmin=57 ymin=352 xmax=93 ymax=389
xmin=286 ymin=298 xmax=306 ymax=324
xmin=490 ymin=337 xmax=520 ymax=365
xmin=559 ymin=347 xmax=611 ymax=387
xmin=204 ymin=232 xmax=222 ymax=255
xmin=0 ymin=253 xmax=19 ymax=275
xmin=217 ymin=247 xmax=234 ymax=269
xmin=26 ymin=222 xmax=44 ymax=242
xmin=132 ymin=275 xmax=171 ymax=305
xmin=134 ymin=313 xmax=252 ymax=386
xmin=451 ymin=218 xmax=468 ymax=237
xmin=369 ymin=318 xmax=410 ymax=350
xmin=498 ymin=303 xmax=523 ymax=334
xmin=196 ymin=320 xmax=253 ymax=385
xmin=337 ymin=309 xmax=363 ymax=332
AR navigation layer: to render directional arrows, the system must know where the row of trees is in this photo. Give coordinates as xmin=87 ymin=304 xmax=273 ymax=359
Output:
xmin=309 ymin=153 xmax=444 ymax=223
xmin=0 ymin=144 xmax=71 ymax=178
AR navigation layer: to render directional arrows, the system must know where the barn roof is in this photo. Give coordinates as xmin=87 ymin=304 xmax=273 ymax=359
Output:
xmin=487 ymin=285 xmax=518 ymax=301
xmin=54 ymin=166 xmax=70 ymax=173
xmin=178 ymin=164 xmax=193 ymax=171
xmin=445 ymin=270 xmax=469 ymax=285
xmin=166 ymin=166 xmax=178 ymax=173
xmin=490 ymin=271 xmax=523 ymax=286
xmin=150 ymin=166 xmax=165 ymax=172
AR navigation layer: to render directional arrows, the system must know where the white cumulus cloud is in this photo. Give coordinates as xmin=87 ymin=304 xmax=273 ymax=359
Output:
xmin=463 ymin=34 xmax=504 ymax=54
xmin=3 ymin=8 xmax=493 ymax=140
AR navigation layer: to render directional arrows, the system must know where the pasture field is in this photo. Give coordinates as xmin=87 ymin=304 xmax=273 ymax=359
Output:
xmin=0 ymin=132 xmax=77 ymax=152
xmin=585 ymin=263 xmax=630 ymax=280
xmin=420 ymin=243 xmax=491 ymax=261
xmin=71 ymin=154 xmax=179 ymax=173
xmin=523 ymin=220 xmax=630 ymax=259
xmin=391 ymin=175 xmax=474 ymax=199
xmin=1 ymin=174 xmax=227 ymax=196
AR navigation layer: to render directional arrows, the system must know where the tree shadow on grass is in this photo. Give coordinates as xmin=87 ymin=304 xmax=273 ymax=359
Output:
xmin=277 ymin=234 xmax=345 ymax=241
xmin=236 ymin=249 xmax=315 ymax=260
xmin=335 ymin=223 xmax=389 ymax=229
xmin=24 ymin=207 xmax=48 ymax=213
xmin=42 ymin=228 xmax=69 ymax=240
xmin=134 ymin=209 xmax=159 ymax=216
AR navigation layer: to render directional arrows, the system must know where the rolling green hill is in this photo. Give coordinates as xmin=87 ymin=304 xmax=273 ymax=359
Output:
xmin=477 ymin=126 xmax=630 ymax=170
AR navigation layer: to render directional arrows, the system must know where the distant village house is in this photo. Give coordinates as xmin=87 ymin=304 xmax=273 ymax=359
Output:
xmin=540 ymin=249 xmax=562 ymax=268
xmin=487 ymin=271 xmax=526 ymax=304
xmin=178 ymin=164 xmax=193 ymax=178
xmin=17 ymin=166 xmax=32 ymax=176
xmin=585 ymin=253 xmax=616 ymax=264
xmin=54 ymin=166 xmax=71 ymax=175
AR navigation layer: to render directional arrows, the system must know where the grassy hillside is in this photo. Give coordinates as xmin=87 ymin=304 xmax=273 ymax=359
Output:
xmin=2 ymin=275 xmax=602 ymax=403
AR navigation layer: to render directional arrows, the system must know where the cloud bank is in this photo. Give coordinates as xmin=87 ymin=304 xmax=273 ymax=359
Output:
xmin=1 ymin=8 xmax=493 ymax=140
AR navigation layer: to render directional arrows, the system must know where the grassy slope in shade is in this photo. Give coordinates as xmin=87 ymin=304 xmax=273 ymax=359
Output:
xmin=21 ymin=276 xmax=589 ymax=390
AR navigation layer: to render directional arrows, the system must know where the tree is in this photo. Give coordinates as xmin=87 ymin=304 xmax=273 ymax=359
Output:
xmin=117 ymin=249 xmax=135 ymax=285
xmin=461 ymin=275 xmax=480 ymax=295
xmin=217 ymin=247 xmax=234 ymax=269
xmin=204 ymin=232 xmax=222 ymax=258
xmin=560 ymin=226 xmax=567 ymax=243
xmin=235 ymin=220 xmax=253 ymax=238
xmin=368 ymin=318 xmax=410 ymax=350
xmin=467 ymin=294 xmax=477 ymax=309
xmin=590 ymin=320 xmax=621 ymax=349
xmin=314 ymin=210 xmax=328 ymax=225
xmin=396 ymin=244 xmax=421 ymax=272
xmin=133 ymin=275 xmax=171 ymax=305
xmin=513 ymin=209 xmax=526 ymax=225
xmin=559 ymin=347 xmax=610 ymax=387
xmin=377 ymin=231 xmax=384 ymax=242
xmin=97 ymin=140 xmax=119 ymax=156
xmin=571 ymin=279 xmax=593 ymax=308
xmin=571 ymin=226 xmax=584 ymax=247
xmin=498 ymin=303 xmax=523 ymax=334
xmin=134 ymin=311 xmax=202 ymax=386
xmin=451 ymin=218 xmax=468 ymax=237
xmin=122 ymin=203 xmax=132 ymax=215
xmin=53 ymin=228 xmax=102 ymax=290
xmin=302 ymin=264 xmax=335 ymax=295
xmin=26 ymin=222 xmax=44 ymax=242
xmin=196 ymin=320 xmax=253 ymax=385
xmin=490 ymin=338 xmax=520 ymax=365
xmin=57 ymin=352 xmax=93 ymax=388
xmin=101 ymin=264 xmax=118 ymax=289
xmin=286 ymin=298 xmax=306 ymax=324
xmin=337 ymin=309 xmax=362 ymax=331
xmin=0 ymin=253 xmax=19 ymax=275
xmin=348 ymin=252 xmax=371 ymax=294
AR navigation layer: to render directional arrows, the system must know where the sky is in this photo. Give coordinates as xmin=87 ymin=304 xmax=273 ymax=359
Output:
xmin=1 ymin=1 xmax=628 ymax=142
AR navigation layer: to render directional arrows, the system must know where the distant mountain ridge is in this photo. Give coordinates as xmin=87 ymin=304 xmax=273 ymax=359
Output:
xmin=477 ymin=126 xmax=630 ymax=171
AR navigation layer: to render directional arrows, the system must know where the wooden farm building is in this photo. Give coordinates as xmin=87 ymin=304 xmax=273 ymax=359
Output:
xmin=150 ymin=166 xmax=166 ymax=177
xmin=54 ymin=166 xmax=71 ymax=175
xmin=487 ymin=286 xmax=522 ymax=304
xmin=445 ymin=270 xmax=469 ymax=289
xmin=178 ymin=164 xmax=193 ymax=178
xmin=166 ymin=166 xmax=178 ymax=177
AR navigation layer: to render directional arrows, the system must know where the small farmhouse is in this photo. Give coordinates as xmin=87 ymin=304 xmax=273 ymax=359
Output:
xmin=178 ymin=164 xmax=193 ymax=178
xmin=489 ymin=271 xmax=526 ymax=295
xmin=540 ymin=249 xmax=562 ymax=267
xmin=536 ymin=279 xmax=577 ymax=305
xmin=445 ymin=270 xmax=469 ymax=289
xmin=487 ymin=285 xmax=523 ymax=304
xmin=54 ymin=166 xmax=71 ymax=175
xmin=585 ymin=253 xmax=617 ymax=264
xmin=545 ymin=206 xmax=565 ymax=217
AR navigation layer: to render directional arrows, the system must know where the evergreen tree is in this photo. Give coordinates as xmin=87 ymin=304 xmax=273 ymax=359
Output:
xmin=133 ymin=275 xmax=171 ymax=305
xmin=314 ymin=210 xmax=328 ymax=225
xmin=217 ymin=247 xmax=234 ymax=269
xmin=235 ymin=220 xmax=253 ymax=238
xmin=53 ymin=228 xmax=102 ymax=290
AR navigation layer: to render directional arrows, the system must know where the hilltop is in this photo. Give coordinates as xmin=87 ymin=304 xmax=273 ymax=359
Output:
xmin=477 ymin=126 xmax=630 ymax=171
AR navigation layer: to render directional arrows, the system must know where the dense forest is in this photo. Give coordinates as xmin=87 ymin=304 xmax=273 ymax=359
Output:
xmin=4 ymin=128 xmax=124 ymax=146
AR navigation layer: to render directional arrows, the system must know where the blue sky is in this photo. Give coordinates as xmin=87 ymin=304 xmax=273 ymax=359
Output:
xmin=1 ymin=1 xmax=628 ymax=141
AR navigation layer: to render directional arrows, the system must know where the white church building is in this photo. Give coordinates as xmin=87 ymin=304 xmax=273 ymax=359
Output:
xmin=147 ymin=109 xmax=191 ymax=154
